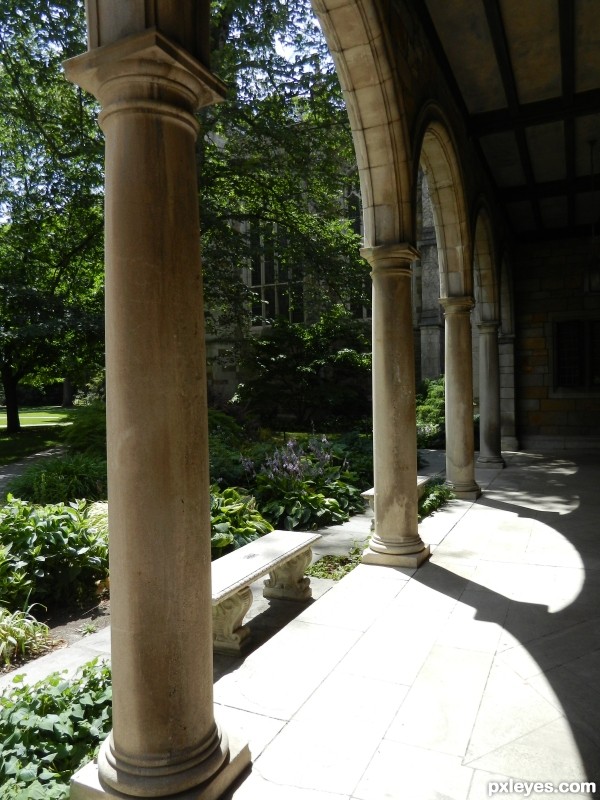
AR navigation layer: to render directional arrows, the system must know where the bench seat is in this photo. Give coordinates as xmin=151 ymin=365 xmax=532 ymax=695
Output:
xmin=211 ymin=529 xmax=320 ymax=655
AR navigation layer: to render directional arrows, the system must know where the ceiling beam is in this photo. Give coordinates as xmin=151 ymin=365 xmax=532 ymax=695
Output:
xmin=482 ymin=0 xmax=542 ymax=230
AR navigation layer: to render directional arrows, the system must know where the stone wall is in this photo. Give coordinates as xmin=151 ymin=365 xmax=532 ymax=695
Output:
xmin=515 ymin=239 xmax=600 ymax=448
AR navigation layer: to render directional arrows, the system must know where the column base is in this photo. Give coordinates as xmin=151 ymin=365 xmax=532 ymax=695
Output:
xmin=447 ymin=481 xmax=481 ymax=501
xmin=476 ymin=455 xmax=506 ymax=469
xmin=362 ymin=544 xmax=431 ymax=568
xmin=71 ymin=732 xmax=251 ymax=800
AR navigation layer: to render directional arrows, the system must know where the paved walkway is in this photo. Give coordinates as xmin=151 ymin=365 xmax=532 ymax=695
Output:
xmin=2 ymin=450 xmax=599 ymax=799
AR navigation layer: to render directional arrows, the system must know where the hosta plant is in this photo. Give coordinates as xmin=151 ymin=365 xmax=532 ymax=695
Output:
xmin=210 ymin=486 xmax=273 ymax=558
xmin=0 ymin=659 xmax=112 ymax=799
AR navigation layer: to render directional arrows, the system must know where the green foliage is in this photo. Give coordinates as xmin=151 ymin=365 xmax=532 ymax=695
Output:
xmin=5 ymin=454 xmax=107 ymax=504
xmin=202 ymin=2 xmax=366 ymax=333
xmin=210 ymin=486 xmax=273 ymax=558
xmin=418 ymin=479 xmax=455 ymax=521
xmin=305 ymin=542 xmax=365 ymax=581
xmin=0 ymin=2 xmax=105 ymax=432
xmin=0 ymin=659 xmax=112 ymax=798
xmin=61 ymin=402 xmax=106 ymax=458
xmin=234 ymin=306 xmax=372 ymax=429
xmin=0 ymin=606 xmax=53 ymax=666
xmin=416 ymin=377 xmax=446 ymax=448
xmin=246 ymin=436 xmax=364 ymax=529
xmin=0 ymin=497 xmax=109 ymax=611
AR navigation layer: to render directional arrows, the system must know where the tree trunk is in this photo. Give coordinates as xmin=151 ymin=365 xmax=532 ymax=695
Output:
xmin=1 ymin=369 xmax=21 ymax=432
xmin=62 ymin=378 xmax=74 ymax=408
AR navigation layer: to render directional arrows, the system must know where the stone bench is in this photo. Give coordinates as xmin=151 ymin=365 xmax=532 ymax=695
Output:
xmin=211 ymin=529 xmax=321 ymax=655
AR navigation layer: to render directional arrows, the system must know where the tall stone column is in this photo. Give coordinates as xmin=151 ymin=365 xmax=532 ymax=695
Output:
xmin=65 ymin=31 xmax=250 ymax=799
xmin=499 ymin=333 xmax=519 ymax=450
xmin=477 ymin=322 xmax=505 ymax=468
xmin=361 ymin=244 xmax=430 ymax=568
xmin=440 ymin=297 xmax=481 ymax=499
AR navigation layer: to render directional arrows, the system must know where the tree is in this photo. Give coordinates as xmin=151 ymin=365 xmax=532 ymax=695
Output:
xmin=0 ymin=1 xmax=104 ymax=431
xmin=200 ymin=0 xmax=368 ymax=334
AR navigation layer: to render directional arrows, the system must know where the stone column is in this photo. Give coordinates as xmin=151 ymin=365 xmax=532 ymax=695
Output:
xmin=440 ymin=297 xmax=481 ymax=499
xmin=65 ymin=31 xmax=250 ymax=799
xmin=477 ymin=322 xmax=505 ymax=468
xmin=361 ymin=244 xmax=430 ymax=568
xmin=499 ymin=333 xmax=519 ymax=450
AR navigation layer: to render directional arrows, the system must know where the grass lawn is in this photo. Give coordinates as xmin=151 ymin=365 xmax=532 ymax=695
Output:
xmin=0 ymin=405 xmax=76 ymax=428
xmin=0 ymin=408 xmax=76 ymax=467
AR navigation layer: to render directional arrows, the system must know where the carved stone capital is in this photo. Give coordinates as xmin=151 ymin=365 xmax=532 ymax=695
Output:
xmin=361 ymin=243 xmax=420 ymax=278
xmin=439 ymin=295 xmax=474 ymax=316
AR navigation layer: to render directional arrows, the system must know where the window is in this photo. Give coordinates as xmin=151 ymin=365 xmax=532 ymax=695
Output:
xmin=555 ymin=319 xmax=600 ymax=389
xmin=248 ymin=223 xmax=304 ymax=325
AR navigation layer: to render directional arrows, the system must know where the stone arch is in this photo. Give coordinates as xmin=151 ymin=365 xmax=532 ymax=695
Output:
xmin=416 ymin=112 xmax=473 ymax=298
xmin=311 ymin=0 xmax=413 ymax=246
xmin=473 ymin=204 xmax=500 ymax=322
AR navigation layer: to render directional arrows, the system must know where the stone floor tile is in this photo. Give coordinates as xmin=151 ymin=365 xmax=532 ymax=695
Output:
xmin=215 ymin=705 xmax=286 ymax=762
xmin=214 ymin=620 xmax=361 ymax=719
xmin=465 ymin=717 xmax=592 ymax=784
xmin=435 ymin=589 xmax=509 ymax=653
xmin=255 ymin=675 xmax=406 ymax=796
xmin=353 ymin=741 xmax=473 ymax=800
xmin=385 ymin=645 xmax=494 ymax=757
xmin=465 ymin=661 xmax=563 ymax=763
xmin=468 ymin=769 xmax=597 ymax=800
xmin=296 ymin=564 xmax=407 ymax=631
xmin=223 ymin=770 xmax=351 ymax=800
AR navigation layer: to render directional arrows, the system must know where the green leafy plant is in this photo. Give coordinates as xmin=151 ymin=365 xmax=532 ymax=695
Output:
xmin=0 ymin=607 xmax=54 ymax=666
xmin=0 ymin=497 xmax=109 ymax=611
xmin=0 ymin=659 xmax=112 ymax=798
xmin=418 ymin=479 xmax=455 ymax=520
xmin=305 ymin=542 xmax=366 ymax=581
xmin=61 ymin=402 xmax=107 ymax=458
xmin=4 ymin=454 xmax=108 ymax=504
xmin=210 ymin=486 xmax=273 ymax=558
xmin=416 ymin=377 xmax=446 ymax=448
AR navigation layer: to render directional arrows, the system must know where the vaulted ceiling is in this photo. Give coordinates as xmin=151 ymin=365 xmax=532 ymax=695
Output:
xmin=414 ymin=0 xmax=600 ymax=242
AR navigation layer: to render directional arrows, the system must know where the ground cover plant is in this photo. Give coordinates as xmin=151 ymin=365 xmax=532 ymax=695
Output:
xmin=4 ymin=454 xmax=108 ymax=505
xmin=0 ymin=607 xmax=54 ymax=668
xmin=0 ymin=498 xmax=109 ymax=612
xmin=0 ymin=659 xmax=112 ymax=799
xmin=210 ymin=486 xmax=273 ymax=558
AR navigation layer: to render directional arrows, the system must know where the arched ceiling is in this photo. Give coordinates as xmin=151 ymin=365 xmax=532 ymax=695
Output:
xmin=413 ymin=0 xmax=600 ymax=243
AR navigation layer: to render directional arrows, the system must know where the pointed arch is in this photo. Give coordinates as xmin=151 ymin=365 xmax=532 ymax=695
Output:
xmin=473 ymin=204 xmax=500 ymax=322
xmin=311 ymin=0 xmax=413 ymax=246
xmin=415 ymin=112 xmax=472 ymax=297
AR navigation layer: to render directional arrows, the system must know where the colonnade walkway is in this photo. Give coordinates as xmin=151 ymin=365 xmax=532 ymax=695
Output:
xmin=2 ymin=451 xmax=600 ymax=799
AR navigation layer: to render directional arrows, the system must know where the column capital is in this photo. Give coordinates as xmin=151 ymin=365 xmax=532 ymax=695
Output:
xmin=64 ymin=29 xmax=226 ymax=116
xmin=361 ymin=242 xmax=420 ymax=274
xmin=439 ymin=295 xmax=474 ymax=315
xmin=477 ymin=320 xmax=500 ymax=334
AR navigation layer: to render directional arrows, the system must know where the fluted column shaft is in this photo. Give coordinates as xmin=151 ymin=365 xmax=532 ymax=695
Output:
xmin=477 ymin=322 xmax=505 ymax=468
xmin=362 ymin=245 xmax=429 ymax=568
xmin=65 ymin=32 xmax=249 ymax=798
xmin=440 ymin=297 xmax=481 ymax=499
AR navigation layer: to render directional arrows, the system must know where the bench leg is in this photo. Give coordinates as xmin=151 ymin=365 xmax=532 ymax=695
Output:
xmin=213 ymin=587 xmax=253 ymax=655
xmin=263 ymin=548 xmax=313 ymax=601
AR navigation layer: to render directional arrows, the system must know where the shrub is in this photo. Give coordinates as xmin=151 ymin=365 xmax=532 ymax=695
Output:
xmin=4 ymin=454 xmax=107 ymax=505
xmin=416 ymin=377 xmax=445 ymax=448
xmin=0 ymin=659 xmax=112 ymax=798
xmin=210 ymin=486 xmax=272 ymax=558
xmin=418 ymin=478 xmax=455 ymax=520
xmin=0 ymin=498 xmax=109 ymax=611
xmin=0 ymin=607 xmax=54 ymax=667
xmin=246 ymin=437 xmax=363 ymax=530
xmin=62 ymin=402 xmax=107 ymax=458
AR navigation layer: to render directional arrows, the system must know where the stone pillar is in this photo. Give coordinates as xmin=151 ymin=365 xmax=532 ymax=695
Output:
xmin=477 ymin=322 xmax=505 ymax=468
xmin=440 ymin=297 xmax=481 ymax=499
xmin=65 ymin=31 xmax=250 ymax=799
xmin=499 ymin=333 xmax=519 ymax=450
xmin=361 ymin=244 xmax=430 ymax=568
